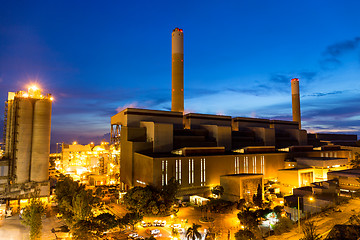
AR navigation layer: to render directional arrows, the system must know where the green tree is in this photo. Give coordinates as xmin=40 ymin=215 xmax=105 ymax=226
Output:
xmin=186 ymin=223 xmax=202 ymax=240
xmin=122 ymin=212 xmax=143 ymax=230
xmin=300 ymin=221 xmax=321 ymax=240
xmin=350 ymin=152 xmax=360 ymax=169
xmin=211 ymin=185 xmax=224 ymax=198
xmin=237 ymin=208 xmax=260 ymax=230
xmin=234 ymin=229 xmax=256 ymax=240
xmin=22 ymin=196 xmax=46 ymax=240
xmin=252 ymin=184 xmax=263 ymax=208
xmin=172 ymin=228 xmax=180 ymax=238
xmin=72 ymin=189 xmax=96 ymax=221
xmin=273 ymin=217 xmax=294 ymax=235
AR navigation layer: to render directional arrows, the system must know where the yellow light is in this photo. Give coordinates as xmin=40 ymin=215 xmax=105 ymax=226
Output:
xmin=29 ymin=85 xmax=38 ymax=91
xmin=23 ymin=93 xmax=29 ymax=98
xmin=73 ymin=141 xmax=77 ymax=145
xmin=50 ymin=97 xmax=54 ymax=101
xmin=309 ymin=197 xmax=314 ymax=201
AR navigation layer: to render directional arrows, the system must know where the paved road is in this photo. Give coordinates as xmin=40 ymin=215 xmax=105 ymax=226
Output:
xmin=0 ymin=216 xmax=29 ymax=240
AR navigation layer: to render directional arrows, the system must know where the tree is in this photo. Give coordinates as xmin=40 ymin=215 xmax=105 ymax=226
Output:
xmin=234 ymin=229 xmax=256 ymax=240
xmin=300 ymin=221 xmax=321 ymax=240
xmin=273 ymin=217 xmax=294 ymax=235
xmin=237 ymin=208 xmax=260 ymax=230
xmin=211 ymin=185 xmax=224 ymax=198
xmin=172 ymin=228 xmax=180 ymax=239
xmin=350 ymin=152 xmax=360 ymax=169
xmin=121 ymin=212 xmax=143 ymax=230
xmin=252 ymin=184 xmax=263 ymax=208
xmin=72 ymin=189 xmax=95 ymax=221
xmin=186 ymin=223 xmax=202 ymax=240
xmin=22 ymin=196 xmax=46 ymax=240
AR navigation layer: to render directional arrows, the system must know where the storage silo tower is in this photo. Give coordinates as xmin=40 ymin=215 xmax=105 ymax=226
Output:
xmin=3 ymin=85 xmax=52 ymax=189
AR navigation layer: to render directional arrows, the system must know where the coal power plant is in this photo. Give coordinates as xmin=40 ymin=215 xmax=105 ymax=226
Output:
xmin=111 ymin=28 xmax=357 ymax=198
xmin=0 ymin=86 xmax=52 ymax=199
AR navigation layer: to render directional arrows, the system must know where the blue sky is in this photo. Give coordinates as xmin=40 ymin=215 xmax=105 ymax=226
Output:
xmin=1 ymin=1 xmax=360 ymax=148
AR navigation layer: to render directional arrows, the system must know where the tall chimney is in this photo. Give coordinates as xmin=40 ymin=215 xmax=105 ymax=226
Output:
xmin=171 ymin=28 xmax=184 ymax=112
xmin=291 ymin=78 xmax=301 ymax=128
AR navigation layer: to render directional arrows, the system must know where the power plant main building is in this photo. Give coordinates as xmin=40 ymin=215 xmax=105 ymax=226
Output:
xmin=1 ymin=86 xmax=52 ymax=199
xmin=111 ymin=28 xmax=355 ymax=199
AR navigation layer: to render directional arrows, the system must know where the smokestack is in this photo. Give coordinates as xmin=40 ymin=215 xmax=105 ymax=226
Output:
xmin=171 ymin=28 xmax=184 ymax=112
xmin=291 ymin=78 xmax=301 ymax=128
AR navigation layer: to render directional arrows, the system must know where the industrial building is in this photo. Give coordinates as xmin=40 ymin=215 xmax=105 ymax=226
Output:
xmin=110 ymin=28 xmax=356 ymax=199
xmin=0 ymin=86 xmax=52 ymax=199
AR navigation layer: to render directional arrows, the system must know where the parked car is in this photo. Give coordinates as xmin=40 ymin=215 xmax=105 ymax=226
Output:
xmin=160 ymin=220 xmax=166 ymax=227
xmin=128 ymin=233 xmax=138 ymax=239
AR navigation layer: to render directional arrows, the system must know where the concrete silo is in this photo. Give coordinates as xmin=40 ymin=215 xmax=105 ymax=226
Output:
xmin=30 ymin=99 xmax=52 ymax=182
xmin=14 ymin=98 xmax=33 ymax=184
xmin=2 ymin=86 xmax=52 ymax=198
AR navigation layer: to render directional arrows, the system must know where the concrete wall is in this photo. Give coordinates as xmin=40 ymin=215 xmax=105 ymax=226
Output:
xmin=184 ymin=113 xmax=232 ymax=129
xmin=140 ymin=121 xmax=174 ymax=152
xmin=201 ymin=125 xmax=232 ymax=150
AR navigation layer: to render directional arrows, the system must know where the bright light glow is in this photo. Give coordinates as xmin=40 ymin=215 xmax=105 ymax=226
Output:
xmin=50 ymin=97 xmax=54 ymax=101
xmin=309 ymin=197 xmax=314 ymax=201
xmin=29 ymin=85 xmax=38 ymax=91
xmin=73 ymin=141 xmax=77 ymax=145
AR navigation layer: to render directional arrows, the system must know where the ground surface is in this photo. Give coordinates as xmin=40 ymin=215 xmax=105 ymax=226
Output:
xmin=1 ymin=199 xmax=359 ymax=240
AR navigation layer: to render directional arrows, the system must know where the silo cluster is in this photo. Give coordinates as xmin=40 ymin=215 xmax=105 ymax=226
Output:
xmin=4 ymin=87 xmax=52 ymax=184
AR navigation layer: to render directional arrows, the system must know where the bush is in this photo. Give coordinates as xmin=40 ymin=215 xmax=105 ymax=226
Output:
xmin=273 ymin=217 xmax=294 ymax=235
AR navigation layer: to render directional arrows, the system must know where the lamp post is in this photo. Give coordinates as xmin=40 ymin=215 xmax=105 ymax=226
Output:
xmin=298 ymin=196 xmax=301 ymax=233
xmin=309 ymin=196 xmax=314 ymax=218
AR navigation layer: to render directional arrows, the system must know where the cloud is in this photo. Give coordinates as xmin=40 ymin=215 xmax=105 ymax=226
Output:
xmin=303 ymin=90 xmax=344 ymax=98
xmin=116 ymin=102 xmax=141 ymax=112
xmin=323 ymin=38 xmax=360 ymax=57
xmin=320 ymin=37 xmax=360 ymax=70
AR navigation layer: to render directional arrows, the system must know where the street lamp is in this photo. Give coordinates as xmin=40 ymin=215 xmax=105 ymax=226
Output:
xmin=308 ymin=196 xmax=314 ymax=218
xmin=297 ymin=196 xmax=301 ymax=233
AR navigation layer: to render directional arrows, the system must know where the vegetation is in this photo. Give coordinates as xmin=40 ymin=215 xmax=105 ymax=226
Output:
xmin=121 ymin=212 xmax=143 ymax=230
xmin=186 ymin=223 xmax=202 ymax=240
xmin=202 ymin=198 xmax=234 ymax=213
xmin=55 ymin=175 xmax=117 ymax=239
xmin=123 ymin=177 xmax=179 ymax=216
xmin=22 ymin=195 xmax=46 ymax=240
xmin=252 ymin=184 xmax=263 ymax=208
xmin=350 ymin=152 xmax=360 ymax=169
xmin=300 ymin=221 xmax=321 ymax=240
xmin=237 ymin=208 xmax=260 ymax=230
xmin=273 ymin=217 xmax=294 ymax=235
xmin=234 ymin=229 xmax=256 ymax=240
xmin=211 ymin=185 xmax=224 ymax=198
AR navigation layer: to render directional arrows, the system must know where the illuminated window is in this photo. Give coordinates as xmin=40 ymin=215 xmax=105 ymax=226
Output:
xmin=252 ymin=156 xmax=257 ymax=173
xmin=161 ymin=160 xmax=168 ymax=186
xmin=244 ymin=156 xmax=249 ymax=173
xmin=334 ymin=152 xmax=337 ymax=158
xmin=176 ymin=159 xmax=182 ymax=184
xmin=261 ymin=155 xmax=265 ymax=174
xmin=189 ymin=159 xmax=194 ymax=185
xmin=201 ymin=158 xmax=206 ymax=186
xmin=235 ymin=157 xmax=240 ymax=174
xmin=330 ymin=152 xmax=333 ymax=157
xmin=321 ymin=152 xmax=324 ymax=157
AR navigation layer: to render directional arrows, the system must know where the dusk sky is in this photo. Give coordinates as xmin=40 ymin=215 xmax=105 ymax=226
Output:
xmin=1 ymin=1 xmax=360 ymax=150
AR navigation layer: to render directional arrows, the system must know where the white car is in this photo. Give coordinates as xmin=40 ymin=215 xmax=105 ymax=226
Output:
xmin=128 ymin=233 xmax=138 ymax=239
xmin=150 ymin=229 xmax=160 ymax=235
xmin=171 ymin=224 xmax=181 ymax=229
xmin=160 ymin=220 xmax=166 ymax=227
